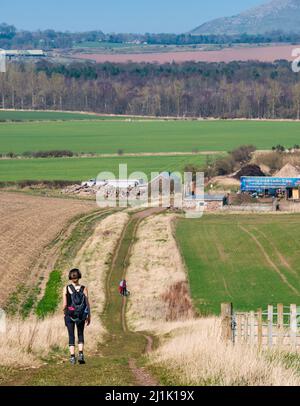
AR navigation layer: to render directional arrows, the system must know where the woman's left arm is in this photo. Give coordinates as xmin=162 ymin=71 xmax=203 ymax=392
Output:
xmin=84 ymin=287 xmax=91 ymax=326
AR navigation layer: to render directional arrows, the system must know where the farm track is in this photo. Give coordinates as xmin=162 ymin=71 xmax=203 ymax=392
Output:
xmin=0 ymin=151 xmax=223 ymax=161
xmin=103 ymin=207 xmax=164 ymax=386
xmin=4 ymin=109 xmax=300 ymax=122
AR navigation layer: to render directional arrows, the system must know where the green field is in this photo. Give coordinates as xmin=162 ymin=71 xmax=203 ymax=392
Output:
xmin=0 ymin=154 xmax=207 ymax=181
xmin=0 ymin=110 xmax=133 ymax=122
xmin=176 ymin=214 xmax=300 ymax=315
xmin=0 ymin=119 xmax=300 ymax=155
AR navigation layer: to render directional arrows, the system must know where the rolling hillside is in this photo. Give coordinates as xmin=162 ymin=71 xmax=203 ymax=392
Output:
xmin=191 ymin=0 xmax=300 ymax=35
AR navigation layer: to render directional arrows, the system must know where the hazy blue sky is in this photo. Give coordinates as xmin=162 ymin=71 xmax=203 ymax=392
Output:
xmin=1 ymin=0 xmax=267 ymax=33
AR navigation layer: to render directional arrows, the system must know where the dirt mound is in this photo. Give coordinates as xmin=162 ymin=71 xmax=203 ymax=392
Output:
xmin=274 ymin=163 xmax=300 ymax=178
xmin=235 ymin=164 xmax=265 ymax=180
xmin=258 ymin=164 xmax=271 ymax=175
xmin=208 ymin=176 xmax=240 ymax=188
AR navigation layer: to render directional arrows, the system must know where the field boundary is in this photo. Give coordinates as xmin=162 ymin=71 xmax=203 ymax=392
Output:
xmin=3 ymin=109 xmax=300 ymax=122
xmin=171 ymin=215 xmax=198 ymax=316
xmin=222 ymin=302 xmax=300 ymax=351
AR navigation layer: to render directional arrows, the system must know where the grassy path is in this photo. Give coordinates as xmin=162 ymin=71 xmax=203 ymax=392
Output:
xmin=1 ymin=208 xmax=162 ymax=386
xmin=101 ymin=208 xmax=163 ymax=386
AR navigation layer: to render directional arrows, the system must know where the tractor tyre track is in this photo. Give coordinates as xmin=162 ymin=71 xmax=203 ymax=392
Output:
xmin=238 ymin=224 xmax=300 ymax=296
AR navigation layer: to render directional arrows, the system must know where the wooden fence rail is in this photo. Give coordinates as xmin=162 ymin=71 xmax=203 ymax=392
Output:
xmin=221 ymin=303 xmax=300 ymax=350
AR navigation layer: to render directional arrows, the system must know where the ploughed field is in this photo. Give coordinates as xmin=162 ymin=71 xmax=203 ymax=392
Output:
xmin=0 ymin=192 xmax=96 ymax=306
xmin=74 ymin=44 xmax=300 ymax=64
xmin=176 ymin=214 xmax=300 ymax=315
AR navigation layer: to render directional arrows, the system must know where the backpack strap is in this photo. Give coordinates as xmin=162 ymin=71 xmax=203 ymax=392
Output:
xmin=68 ymin=284 xmax=76 ymax=294
xmin=68 ymin=284 xmax=85 ymax=294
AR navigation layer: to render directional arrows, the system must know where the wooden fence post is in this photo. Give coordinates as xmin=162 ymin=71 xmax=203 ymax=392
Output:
xmin=257 ymin=308 xmax=263 ymax=348
xmin=290 ymin=304 xmax=297 ymax=350
xmin=268 ymin=305 xmax=273 ymax=348
xmin=221 ymin=303 xmax=233 ymax=342
xmin=277 ymin=304 xmax=284 ymax=347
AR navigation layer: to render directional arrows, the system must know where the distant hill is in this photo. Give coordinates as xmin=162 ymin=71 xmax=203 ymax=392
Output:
xmin=191 ymin=0 xmax=300 ymax=35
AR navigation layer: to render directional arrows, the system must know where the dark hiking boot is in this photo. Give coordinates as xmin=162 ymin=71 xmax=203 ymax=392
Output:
xmin=70 ymin=355 xmax=76 ymax=365
xmin=78 ymin=352 xmax=86 ymax=365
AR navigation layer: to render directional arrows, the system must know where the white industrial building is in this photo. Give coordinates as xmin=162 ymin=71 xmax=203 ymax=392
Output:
xmin=5 ymin=50 xmax=46 ymax=59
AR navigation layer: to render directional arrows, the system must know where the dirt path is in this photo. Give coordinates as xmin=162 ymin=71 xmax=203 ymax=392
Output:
xmin=238 ymin=224 xmax=300 ymax=296
xmin=104 ymin=207 xmax=163 ymax=386
xmin=122 ymin=209 xmax=163 ymax=386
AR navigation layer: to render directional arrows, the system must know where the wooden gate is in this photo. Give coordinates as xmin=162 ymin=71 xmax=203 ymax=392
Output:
xmin=221 ymin=303 xmax=300 ymax=350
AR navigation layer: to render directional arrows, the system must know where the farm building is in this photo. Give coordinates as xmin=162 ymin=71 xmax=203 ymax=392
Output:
xmin=183 ymin=194 xmax=227 ymax=212
xmin=241 ymin=176 xmax=300 ymax=199
xmin=204 ymin=194 xmax=228 ymax=210
xmin=5 ymin=50 xmax=46 ymax=59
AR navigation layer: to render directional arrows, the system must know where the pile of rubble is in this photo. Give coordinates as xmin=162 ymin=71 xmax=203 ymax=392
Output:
xmin=62 ymin=183 xmax=147 ymax=201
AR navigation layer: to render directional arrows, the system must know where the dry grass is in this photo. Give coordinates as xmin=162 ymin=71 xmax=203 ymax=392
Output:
xmin=0 ymin=192 xmax=96 ymax=306
xmin=0 ymin=211 xmax=129 ymax=367
xmin=0 ymin=315 xmax=65 ymax=367
xmin=161 ymin=282 xmax=195 ymax=322
xmin=149 ymin=318 xmax=300 ymax=386
xmin=126 ymin=214 xmax=188 ymax=331
xmin=252 ymin=151 xmax=283 ymax=172
xmin=253 ymin=151 xmax=300 ymax=174
xmin=0 ymin=314 xmax=103 ymax=368
xmin=126 ymin=213 xmax=300 ymax=386
xmin=282 ymin=153 xmax=300 ymax=168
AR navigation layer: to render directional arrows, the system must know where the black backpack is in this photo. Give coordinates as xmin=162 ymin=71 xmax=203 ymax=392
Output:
xmin=68 ymin=285 xmax=88 ymax=323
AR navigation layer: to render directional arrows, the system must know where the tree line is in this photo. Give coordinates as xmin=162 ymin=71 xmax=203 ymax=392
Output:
xmin=0 ymin=23 xmax=105 ymax=49
xmin=3 ymin=22 xmax=300 ymax=49
xmin=107 ymin=32 xmax=300 ymax=46
xmin=1 ymin=60 xmax=300 ymax=119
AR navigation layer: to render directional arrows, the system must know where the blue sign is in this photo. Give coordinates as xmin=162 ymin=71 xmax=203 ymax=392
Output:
xmin=241 ymin=177 xmax=300 ymax=192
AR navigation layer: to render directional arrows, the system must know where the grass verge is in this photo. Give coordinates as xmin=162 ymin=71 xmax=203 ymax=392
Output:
xmin=35 ymin=210 xmax=113 ymax=318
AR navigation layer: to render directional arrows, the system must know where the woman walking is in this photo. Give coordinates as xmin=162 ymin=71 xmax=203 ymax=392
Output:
xmin=119 ymin=279 xmax=128 ymax=296
xmin=63 ymin=268 xmax=91 ymax=365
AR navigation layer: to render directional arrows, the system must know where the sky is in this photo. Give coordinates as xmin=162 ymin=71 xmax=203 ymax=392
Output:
xmin=1 ymin=0 xmax=267 ymax=33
